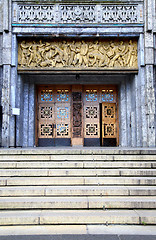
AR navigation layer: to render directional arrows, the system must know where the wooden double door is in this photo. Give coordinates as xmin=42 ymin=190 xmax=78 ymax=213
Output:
xmin=37 ymin=85 xmax=119 ymax=147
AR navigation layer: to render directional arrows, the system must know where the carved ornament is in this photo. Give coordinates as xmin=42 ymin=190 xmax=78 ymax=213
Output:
xmin=18 ymin=39 xmax=138 ymax=70
xmin=13 ymin=3 xmax=143 ymax=24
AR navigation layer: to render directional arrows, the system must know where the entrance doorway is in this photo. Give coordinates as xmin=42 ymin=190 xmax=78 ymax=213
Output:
xmin=36 ymin=85 xmax=119 ymax=147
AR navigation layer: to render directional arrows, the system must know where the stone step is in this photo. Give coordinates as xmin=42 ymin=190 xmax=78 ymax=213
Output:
xmin=0 ymin=154 xmax=155 ymax=161
xmin=0 ymin=169 xmax=119 ymax=177
xmin=0 ymin=186 xmax=156 ymax=197
xmin=3 ymin=176 xmax=156 ymax=186
xmin=0 ymin=196 xmax=155 ymax=209
xmin=0 ymin=169 xmax=155 ymax=177
xmin=0 ymin=210 xmax=155 ymax=225
xmin=0 ymin=161 xmax=154 ymax=169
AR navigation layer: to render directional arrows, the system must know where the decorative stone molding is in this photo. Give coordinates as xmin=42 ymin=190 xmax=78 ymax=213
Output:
xmin=13 ymin=3 xmax=143 ymax=25
xmin=18 ymin=39 xmax=138 ymax=70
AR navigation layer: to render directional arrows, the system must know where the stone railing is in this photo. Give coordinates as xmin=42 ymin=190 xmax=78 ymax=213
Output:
xmin=12 ymin=3 xmax=143 ymax=25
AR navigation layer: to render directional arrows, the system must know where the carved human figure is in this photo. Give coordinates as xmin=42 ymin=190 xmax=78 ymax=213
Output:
xmin=19 ymin=41 xmax=30 ymax=66
xmin=88 ymin=41 xmax=109 ymax=67
xmin=124 ymin=40 xmax=137 ymax=67
xmin=36 ymin=40 xmax=46 ymax=59
xmin=62 ymin=40 xmax=71 ymax=66
xmin=39 ymin=42 xmax=55 ymax=67
xmin=69 ymin=41 xmax=77 ymax=66
xmin=74 ymin=41 xmax=89 ymax=67
xmin=28 ymin=41 xmax=44 ymax=67
xmin=99 ymin=43 xmax=110 ymax=66
xmin=107 ymin=41 xmax=125 ymax=67
xmin=117 ymin=41 xmax=127 ymax=66
xmin=50 ymin=42 xmax=65 ymax=67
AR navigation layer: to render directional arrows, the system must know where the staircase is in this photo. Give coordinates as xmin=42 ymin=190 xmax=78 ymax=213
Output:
xmin=0 ymin=148 xmax=156 ymax=226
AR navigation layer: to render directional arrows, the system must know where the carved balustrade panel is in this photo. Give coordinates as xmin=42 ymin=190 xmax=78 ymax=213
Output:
xmin=18 ymin=39 xmax=138 ymax=70
xmin=13 ymin=3 xmax=143 ymax=24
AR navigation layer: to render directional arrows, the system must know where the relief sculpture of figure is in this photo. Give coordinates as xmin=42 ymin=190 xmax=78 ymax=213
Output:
xmin=74 ymin=41 xmax=89 ymax=67
xmin=51 ymin=42 xmax=65 ymax=67
xmin=88 ymin=41 xmax=110 ymax=67
xmin=62 ymin=40 xmax=71 ymax=66
xmin=39 ymin=42 xmax=55 ymax=67
xmin=68 ymin=41 xmax=77 ymax=66
xmin=19 ymin=41 xmax=30 ymax=67
xmin=18 ymin=39 xmax=138 ymax=69
xmin=28 ymin=41 xmax=45 ymax=67
xmin=124 ymin=40 xmax=137 ymax=67
xmin=107 ymin=41 xmax=126 ymax=67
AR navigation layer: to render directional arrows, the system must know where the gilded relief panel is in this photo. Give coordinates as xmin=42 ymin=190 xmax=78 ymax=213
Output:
xmin=18 ymin=39 xmax=138 ymax=70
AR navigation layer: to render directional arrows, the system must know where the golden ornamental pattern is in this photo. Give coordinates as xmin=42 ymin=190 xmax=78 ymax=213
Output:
xmin=18 ymin=39 xmax=138 ymax=70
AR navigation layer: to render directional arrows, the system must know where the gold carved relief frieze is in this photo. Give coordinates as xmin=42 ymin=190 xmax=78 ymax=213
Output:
xmin=18 ymin=39 xmax=138 ymax=70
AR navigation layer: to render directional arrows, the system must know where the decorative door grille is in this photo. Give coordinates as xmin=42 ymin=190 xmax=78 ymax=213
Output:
xmin=37 ymin=85 xmax=118 ymax=147
xmin=37 ymin=86 xmax=71 ymax=146
xmin=101 ymin=86 xmax=118 ymax=146
xmin=83 ymin=87 xmax=100 ymax=146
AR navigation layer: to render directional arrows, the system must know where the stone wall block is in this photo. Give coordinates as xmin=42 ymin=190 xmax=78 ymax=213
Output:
xmin=138 ymin=34 xmax=145 ymax=66
xmin=147 ymin=114 xmax=155 ymax=147
xmin=2 ymin=48 xmax=12 ymax=65
xmin=154 ymin=35 xmax=156 ymax=64
xmin=144 ymin=33 xmax=153 ymax=48
xmin=131 ymin=111 xmax=136 ymax=147
xmin=145 ymin=48 xmax=154 ymax=65
xmin=3 ymin=0 xmax=9 ymax=32
xmin=0 ymin=0 xmax=3 ymax=33
xmin=3 ymin=32 xmax=12 ymax=49
xmin=146 ymin=0 xmax=153 ymax=31
xmin=11 ymin=34 xmax=18 ymax=67
xmin=1 ymin=65 xmax=11 ymax=147
xmin=146 ymin=65 xmax=154 ymax=87
xmin=0 ymin=34 xmax=2 ymax=66
xmin=3 ymin=32 xmax=12 ymax=65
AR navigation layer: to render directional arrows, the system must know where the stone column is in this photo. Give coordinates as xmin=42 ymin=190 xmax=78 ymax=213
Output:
xmin=138 ymin=34 xmax=148 ymax=147
xmin=120 ymin=81 xmax=127 ymax=147
xmin=144 ymin=0 xmax=156 ymax=147
xmin=1 ymin=0 xmax=12 ymax=147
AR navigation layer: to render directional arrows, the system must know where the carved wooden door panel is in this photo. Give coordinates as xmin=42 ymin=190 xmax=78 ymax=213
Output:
xmin=83 ymin=87 xmax=100 ymax=146
xmin=37 ymin=86 xmax=55 ymax=146
xmin=37 ymin=86 xmax=71 ymax=146
xmin=54 ymin=88 xmax=71 ymax=146
xmin=101 ymin=87 xmax=118 ymax=146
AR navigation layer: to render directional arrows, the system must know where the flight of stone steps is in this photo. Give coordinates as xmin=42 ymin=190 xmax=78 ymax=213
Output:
xmin=0 ymin=148 xmax=156 ymax=226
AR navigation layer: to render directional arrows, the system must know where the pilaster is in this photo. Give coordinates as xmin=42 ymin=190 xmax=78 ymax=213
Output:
xmin=144 ymin=0 xmax=156 ymax=147
xmin=1 ymin=0 xmax=16 ymax=147
xmin=120 ymin=81 xmax=127 ymax=147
